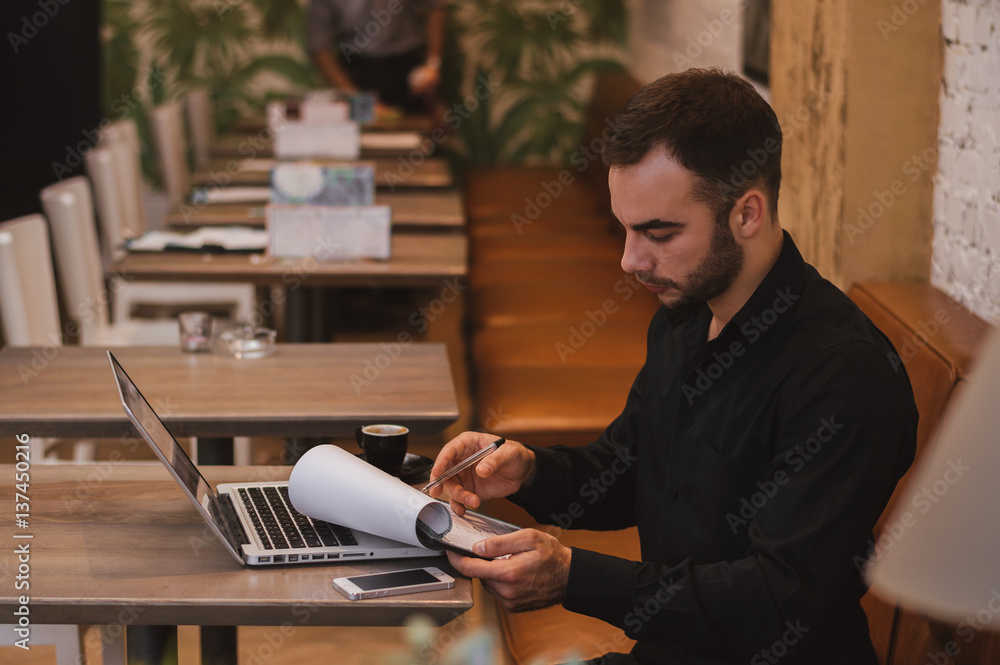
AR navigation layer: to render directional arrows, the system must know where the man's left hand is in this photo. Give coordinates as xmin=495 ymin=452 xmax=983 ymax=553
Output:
xmin=446 ymin=529 xmax=571 ymax=613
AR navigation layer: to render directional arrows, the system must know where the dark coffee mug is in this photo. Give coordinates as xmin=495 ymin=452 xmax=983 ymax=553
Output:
xmin=355 ymin=424 xmax=408 ymax=474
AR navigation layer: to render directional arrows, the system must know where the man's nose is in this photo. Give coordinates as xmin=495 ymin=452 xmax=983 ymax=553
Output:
xmin=620 ymin=233 xmax=649 ymax=275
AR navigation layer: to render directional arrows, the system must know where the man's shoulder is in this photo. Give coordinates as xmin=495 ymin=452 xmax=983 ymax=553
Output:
xmin=775 ymin=267 xmax=909 ymax=386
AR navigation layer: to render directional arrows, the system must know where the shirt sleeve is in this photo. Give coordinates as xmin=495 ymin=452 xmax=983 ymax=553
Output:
xmin=305 ymin=0 xmax=339 ymax=55
xmin=546 ymin=340 xmax=915 ymax=654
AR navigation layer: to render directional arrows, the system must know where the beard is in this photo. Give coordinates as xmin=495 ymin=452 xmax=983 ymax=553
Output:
xmin=636 ymin=216 xmax=744 ymax=313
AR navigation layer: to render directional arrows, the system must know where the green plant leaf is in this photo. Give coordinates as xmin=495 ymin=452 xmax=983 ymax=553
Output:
xmin=103 ymin=0 xmax=139 ymax=33
xmin=582 ymin=0 xmax=628 ymax=45
xmin=229 ymin=55 xmax=316 ymax=89
xmin=249 ymin=0 xmax=305 ymax=43
xmin=559 ymin=57 xmax=627 ymax=86
xmin=146 ymin=0 xmax=253 ymax=83
xmin=102 ymin=31 xmax=139 ymax=118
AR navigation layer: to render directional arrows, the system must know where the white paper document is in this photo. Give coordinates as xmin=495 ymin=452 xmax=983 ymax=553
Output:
xmin=192 ymin=186 xmax=272 ymax=204
xmin=126 ymin=227 xmax=268 ymax=252
xmin=360 ymin=132 xmax=424 ymax=151
xmin=287 ymin=445 xmax=519 ymax=557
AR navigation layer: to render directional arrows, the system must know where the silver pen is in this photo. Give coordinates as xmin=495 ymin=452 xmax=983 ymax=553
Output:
xmin=420 ymin=437 xmax=506 ymax=495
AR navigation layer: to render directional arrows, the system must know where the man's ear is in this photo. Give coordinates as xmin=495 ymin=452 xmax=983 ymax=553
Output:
xmin=731 ymin=188 xmax=768 ymax=239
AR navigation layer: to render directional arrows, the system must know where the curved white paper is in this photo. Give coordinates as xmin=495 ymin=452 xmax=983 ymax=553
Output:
xmin=287 ymin=444 xmax=450 ymax=548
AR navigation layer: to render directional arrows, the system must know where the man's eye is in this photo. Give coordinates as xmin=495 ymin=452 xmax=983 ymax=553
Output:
xmin=648 ymin=233 xmax=675 ymax=243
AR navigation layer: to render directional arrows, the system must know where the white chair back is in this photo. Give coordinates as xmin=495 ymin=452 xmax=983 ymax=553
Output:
xmin=185 ymin=88 xmax=214 ymax=169
xmin=39 ymin=176 xmax=111 ymax=345
xmin=0 ymin=215 xmax=63 ymax=346
xmin=102 ymin=119 xmax=147 ymax=235
xmin=85 ymin=144 xmax=129 ymax=268
xmin=149 ymin=100 xmax=191 ymax=207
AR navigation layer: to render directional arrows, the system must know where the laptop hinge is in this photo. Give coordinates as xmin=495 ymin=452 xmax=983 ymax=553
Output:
xmin=211 ymin=493 xmax=250 ymax=548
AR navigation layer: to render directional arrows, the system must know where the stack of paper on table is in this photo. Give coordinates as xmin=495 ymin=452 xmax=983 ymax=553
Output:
xmin=360 ymin=132 xmax=425 ymax=151
xmin=191 ymin=186 xmax=272 ymax=205
xmin=126 ymin=226 xmax=268 ymax=252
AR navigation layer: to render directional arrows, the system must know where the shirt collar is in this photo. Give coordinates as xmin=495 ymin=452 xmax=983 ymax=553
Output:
xmin=724 ymin=230 xmax=808 ymax=352
xmin=659 ymin=230 xmax=809 ymax=349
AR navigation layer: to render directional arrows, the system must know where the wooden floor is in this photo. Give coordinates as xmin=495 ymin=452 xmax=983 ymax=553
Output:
xmin=0 ymin=287 xmax=519 ymax=665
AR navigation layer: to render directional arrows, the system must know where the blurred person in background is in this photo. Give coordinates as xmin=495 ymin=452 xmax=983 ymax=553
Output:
xmin=306 ymin=0 xmax=445 ymax=116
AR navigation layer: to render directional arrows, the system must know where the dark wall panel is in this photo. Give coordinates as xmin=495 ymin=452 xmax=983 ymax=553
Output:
xmin=1 ymin=0 xmax=100 ymax=220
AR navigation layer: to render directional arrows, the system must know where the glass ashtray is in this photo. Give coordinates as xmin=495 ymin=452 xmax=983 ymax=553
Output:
xmin=218 ymin=326 xmax=276 ymax=359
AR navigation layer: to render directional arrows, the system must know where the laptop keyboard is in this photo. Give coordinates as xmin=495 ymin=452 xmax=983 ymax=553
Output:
xmin=237 ymin=486 xmax=358 ymax=551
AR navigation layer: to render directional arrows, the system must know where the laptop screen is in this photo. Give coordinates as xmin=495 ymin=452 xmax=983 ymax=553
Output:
xmin=107 ymin=351 xmax=243 ymax=563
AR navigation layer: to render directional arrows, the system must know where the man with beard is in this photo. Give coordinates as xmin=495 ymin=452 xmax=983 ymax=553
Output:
xmin=429 ymin=69 xmax=919 ymax=664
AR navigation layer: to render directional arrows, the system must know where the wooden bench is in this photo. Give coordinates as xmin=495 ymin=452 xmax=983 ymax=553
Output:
xmin=849 ymin=282 xmax=995 ymax=665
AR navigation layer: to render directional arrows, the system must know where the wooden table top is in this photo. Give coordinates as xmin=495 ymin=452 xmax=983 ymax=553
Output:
xmin=209 ymin=132 xmax=433 ymax=160
xmin=163 ymin=189 xmax=465 ymax=230
xmin=0 ymin=344 xmax=459 ymax=438
xmin=109 ymin=233 xmax=466 ymax=288
xmin=0 ymin=464 xmax=471 ymax=627
xmin=230 ymin=114 xmax=433 ymax=136
xmin=192 ymin=156 xmax=453 ymax=189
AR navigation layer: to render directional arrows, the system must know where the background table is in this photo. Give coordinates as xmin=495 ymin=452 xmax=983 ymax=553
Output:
xmin=110 ymin=233 xmax=467 ymax=288
xmin=163 ymin=189 xmax=465 ymax=231
xmin=192 ymin=156 xmax=453 ymax=189
xmin=0 ymin=344 xmax=459 ymax=439
xmin=209 ymin=130 xmax=432 ymax=160
xmin=229 ymin=113 xmax=433 ymax=136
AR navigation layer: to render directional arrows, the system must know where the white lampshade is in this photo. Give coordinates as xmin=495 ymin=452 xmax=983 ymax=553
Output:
xmin=866 ymin=326 xmax=1000 ymax=626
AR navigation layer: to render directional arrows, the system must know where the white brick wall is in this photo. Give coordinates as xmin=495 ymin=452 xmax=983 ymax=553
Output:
xmin=932 ymin=0 xmax=1000 ymax=325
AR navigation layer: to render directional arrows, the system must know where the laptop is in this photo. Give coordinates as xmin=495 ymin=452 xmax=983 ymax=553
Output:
xmin=107 ymin=350 xmax=440 ymax=566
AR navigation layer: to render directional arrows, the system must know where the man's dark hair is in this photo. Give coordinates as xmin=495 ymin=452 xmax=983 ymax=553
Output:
xmin=603 ymin=68 xmax=782 ymax=222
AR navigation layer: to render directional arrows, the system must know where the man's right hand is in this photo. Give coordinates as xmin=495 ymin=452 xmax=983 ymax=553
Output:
xmin=428 ymin=432 xmax=535 ymax=516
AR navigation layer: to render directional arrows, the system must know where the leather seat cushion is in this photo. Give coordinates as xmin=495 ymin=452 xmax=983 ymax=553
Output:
xmin=471 ymin=280 xmax=660 ymax=328
xmin=475 ymin=365 xmax=638 ymax=443
xmin=470 ymin=258 xmax=630 ymax=291
xmin=473 ymin=320 xmax=648 ymax=370
xmin=469 ymin=213 xmax=616 ymax=239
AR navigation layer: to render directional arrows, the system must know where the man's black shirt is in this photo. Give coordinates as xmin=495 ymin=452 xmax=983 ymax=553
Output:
xmin=511 ymin=231 xmax=918 ymax=664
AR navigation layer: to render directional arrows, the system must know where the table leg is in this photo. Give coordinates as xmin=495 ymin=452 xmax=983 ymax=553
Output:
xmin=196 ymin=438 xmax=234 ymax=465
xmin=282 ymin=436 xmax=326 ymax=464
xmin=309 ymin=287 xmax=326 ymax=342
xmin=200 ymin=626 xmax=238 ymax=665
xmin=125 ymin=626 xmax=173 ymax=665
xmin=286 ymin=286 xmax=305 ymax=342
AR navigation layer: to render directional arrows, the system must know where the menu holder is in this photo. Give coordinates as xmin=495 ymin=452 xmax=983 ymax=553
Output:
xmin=267 ymin=205 xmax=391 ymax=261
xmin=300 ymin=98 xmax=350 ymax=123
xmin=272 ymin=122 xmax=361 ymax=160
xmin=270 ymin=162 xmax=374 ymax=206
xmin=301 ymin=90 xmax=376 ymax=124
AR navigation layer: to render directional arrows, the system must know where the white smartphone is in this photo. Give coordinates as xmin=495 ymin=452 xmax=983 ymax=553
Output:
xmin=331 ymin=566 xmax=456 ymax=600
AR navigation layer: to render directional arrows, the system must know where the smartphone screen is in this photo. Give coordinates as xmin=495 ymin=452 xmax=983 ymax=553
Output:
xmin=333 ymin=567 xmax=456 ymax=600
xmin=349 ymin=568 xmax=439 ymax=591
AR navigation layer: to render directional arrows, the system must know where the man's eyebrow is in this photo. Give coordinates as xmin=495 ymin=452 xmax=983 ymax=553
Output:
xmin=630 ymin=219 xmax=684 ymax=232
